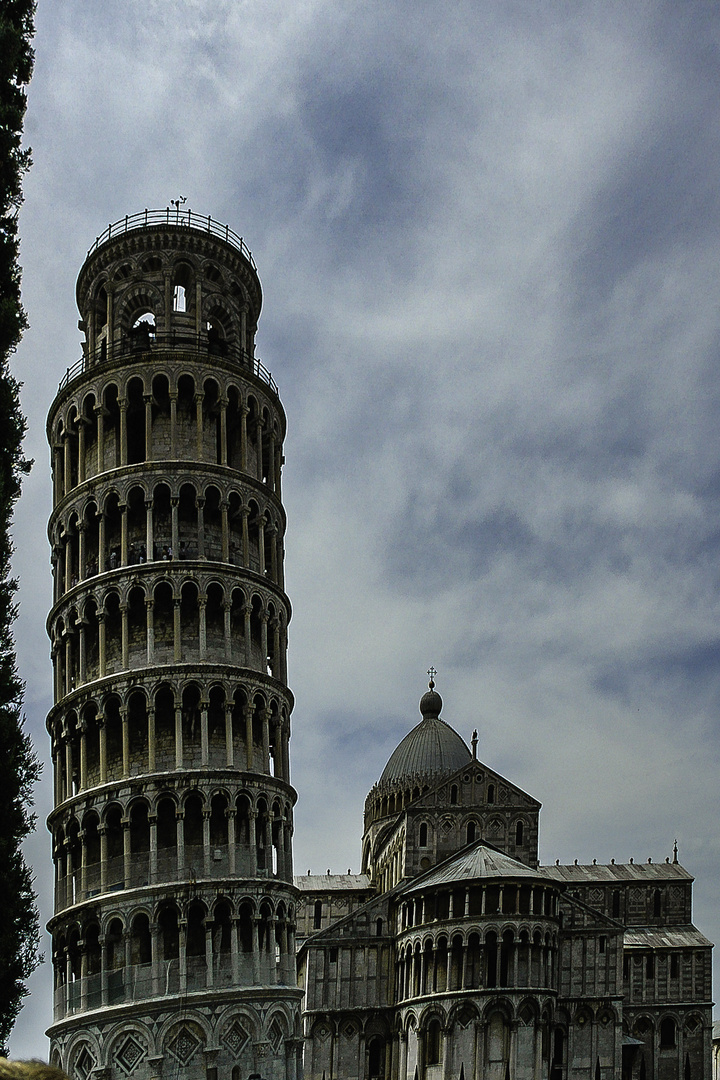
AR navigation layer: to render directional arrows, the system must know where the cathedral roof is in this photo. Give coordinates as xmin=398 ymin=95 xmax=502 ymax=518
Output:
xmin=379 ymin=680 xmax=472 ymax=786
xmin=402 ymin=839 xmax=542 ymax=894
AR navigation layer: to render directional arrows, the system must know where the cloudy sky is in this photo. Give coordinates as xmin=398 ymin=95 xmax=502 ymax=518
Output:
xmin=8 ymin=0 xmax=720 ymax=1056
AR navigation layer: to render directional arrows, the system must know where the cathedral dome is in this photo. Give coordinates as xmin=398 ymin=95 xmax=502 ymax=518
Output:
xmin=379 ymin=680 xmax=471 ymax=785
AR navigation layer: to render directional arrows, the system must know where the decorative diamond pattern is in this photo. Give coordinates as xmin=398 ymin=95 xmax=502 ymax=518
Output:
xmin=269 ymin=1019 xmax=284 ymax=1053
xmin=116 ymin=1035 xmax=146 ymax=1074
xmin=75 ymin=1046 xmax=96 ymax=1080
xmin=168 ymin=1027 xmax=201 ymax=1065
xmin=223 ymin=1021 xmax=251 ymax=1056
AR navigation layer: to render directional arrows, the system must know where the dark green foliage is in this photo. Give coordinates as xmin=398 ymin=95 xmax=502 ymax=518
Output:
xmin=0 ymin=0 xmax=39 ymax=1054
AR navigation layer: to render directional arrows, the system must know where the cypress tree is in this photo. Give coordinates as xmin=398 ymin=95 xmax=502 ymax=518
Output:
xmin=0 ymin=0 xmax=39 ymax=1054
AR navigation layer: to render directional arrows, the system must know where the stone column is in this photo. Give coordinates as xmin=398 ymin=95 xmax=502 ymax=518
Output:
xmin=77 ymin=521 xmax=86 ymax=581
xmin=243 ymin=602 xmax=252 ymax=667
xmin=248 ymin=811 xmax=258 ymax=876
xmin=220 ymin=500 xmax=229 ymax=561
xmin=147 ymin=706 xmax=156 ymax=773
xmin=53 ymin=445 xmax=63 ymax=503
xmin=120 ymin=602 xmax=129 ymax=669
xmin=98 ymin=512 xmax=106 ymax=573
xmin=78 ymin=619 xmax=87 ymax=684
xmin=145 ymin=498 xmax=154 ymax=557
xmin=94 ymin=403 xmax=105 ymax=474
xmin=399 ymin=1033 xmax=408 ymax=1080
xmin=241 ymin=506 xmax=250 ymax=565
xmin=122 ymin=817 xmax=131 ymax=887
xmin=240 ymin=404 xmax=249 ymax=471
xmin=63 ymin=726 xmax=73 ymax=800
xmin=174 ymin=704 xmax=183 ymax=769
xmin=118 ymin=397 xmax=128 ymax=466
xmin=230 ymin=916 xmax=240 ymax=983
xmin=219 ymin=397 xmax=228 ymax=465
xmin=257 ymin=514 xmax=266 ymax=575
xmin=196 ymin=497 xmax=205 ymax=558
xmin=171 ymin=496 xmax=179 ymax=556
xmin=63 ymin=432 xmax=71 ymax=497
xmin=169 ymin=390 xmax=178 ymax=460
xmin=119 ymin=503 xmax=128 ymax=565
xmin=98 ymin=933 xmax=108 ymax=1006
xmin=144 ymin=393 xmax=153 ymax=460
xmin=150 ymin=920 xmax=160 ymax=995
xmin=223 ymin=602 xmax=232 ymax=661
xmin=205 ymin=918 xmax=214 ymax=988
xmin=198 ymin=595 xmax=207 ymax=660
xmin=245 ymin=704 xmax=254 ymax=770
xmin=77 ymin=419 xmax=86 ymax=485
xmin=176 ymin=808 xmax=185 ymax=872
xmin=256 ymin=418 xmax=264 ymax=482
xmin=173 ymin=599 xmax=181 ymax=662
xmin=195 ymin=392 xmax=205 ymax=461
xmin=268 ymin=525 xmax=278 ymax=582
xmin=225 ymin=704 xmax=234 ymax=767
xmin=106 ymin=285 xmax=114 ymax=361
xmin=98 ymin=714 xmax=107 ymax=784
xmin=149 ymin=813 xmax=158 ymax=883
xmin=251 ymin=917 xmax=260 ymax=984
xmin=261 ymin=708 xmax=270 ymax=773
xmin=146 ymin=598 xmax=155 ymax=664
xmin=267 ymin=429 xmax=276 ymax=493
xmin=98 ymin=612 xmax=106 ymax=678
xmin=240 ymin=305 xmax=248 ymax=354
xmin=178 ymin=919 xmax=187 ymax=994
xmin=78 ymin=720 xmax=87 ymax=790
xmin=200 ymin=698 xmax=209 ymax=766
xmin=227 ymin=809 xmax=236 ymax=875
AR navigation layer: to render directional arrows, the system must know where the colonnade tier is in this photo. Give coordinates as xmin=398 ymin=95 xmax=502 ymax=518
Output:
xmin=47 ymin=673 xmax=293 ymax=804
xmin=48 ymin=359 xmax=285 ymax=508
xmin=395 ymin=924 xmax=559 ymax=999
xmin=49 ymin=465 xmax=286 ymax=604
xmin=49 ymin=570 xmax=289 ymax=703
xmin=51 ymin=889 xmax=298 ymax=1023
xmin=365 ymin=776 xmax=513 ymax=825
xmin=399 ymin=881 xmax=559 ymax=930
xmin=50 ymin=786 xmax=295 ymax=912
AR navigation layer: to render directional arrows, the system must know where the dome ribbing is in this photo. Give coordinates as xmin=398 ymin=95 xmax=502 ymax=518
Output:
xmin=379 ymin=681 xmax=471 ymax=785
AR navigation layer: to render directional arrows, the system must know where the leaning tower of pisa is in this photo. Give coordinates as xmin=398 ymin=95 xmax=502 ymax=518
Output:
xmin=46 ymin=209 xmax=302 ymax=1080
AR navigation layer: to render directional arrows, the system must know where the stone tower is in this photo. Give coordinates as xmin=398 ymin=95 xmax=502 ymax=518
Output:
xmin=46 ymin=209 xmax=302 ymax=1080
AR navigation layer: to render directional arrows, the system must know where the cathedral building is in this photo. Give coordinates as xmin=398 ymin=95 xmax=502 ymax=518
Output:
xmin=296 ymin=680 xmax=713 ymax=1080
xmin=44 ymin=211 xmax=712 ymax=1080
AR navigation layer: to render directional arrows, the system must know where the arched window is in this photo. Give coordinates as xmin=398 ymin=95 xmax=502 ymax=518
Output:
xmin=419 ymin=822 xmax=428 ymax=847
xmin=376 ymin=918 xmax=383 ymax=937
xmin=653 ymin=889 xmax=662 ymax=918
xmin=646 ymin=953 xmax=655 ymax=979
xmin=487 ymin=784 xmax=495 ymax=804
xmin=516 ymin=820 xmax=524 ymax=845
xmin=466 ymin=821 xmax=476 ymax=844
xmin=612 ymin=890 xmax=621 ymax=918
xmin=368 ymin=1038 xmax=384 ymax=1079
xmin=426 ymin=1019 xmax=442 ymax=1066
xmin=660 ymin=1017 xmax=676 ymax=1049
xmin=450 ymin=785 xmax=458 ymax=805
xmin=313 ymin=899 xmax=322 ymax=930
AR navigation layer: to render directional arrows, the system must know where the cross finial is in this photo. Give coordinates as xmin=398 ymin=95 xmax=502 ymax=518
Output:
xmin=427 ymin=666 xmax=437 ymax=689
